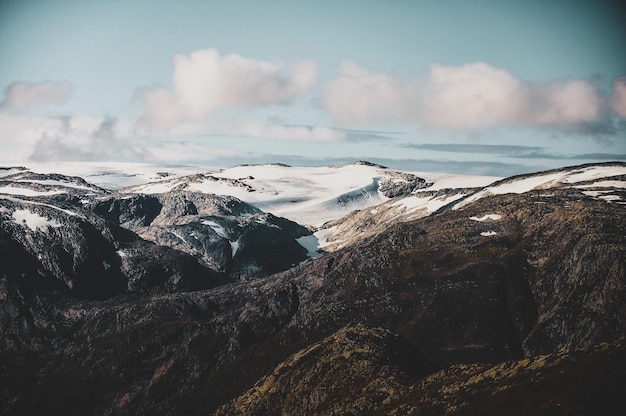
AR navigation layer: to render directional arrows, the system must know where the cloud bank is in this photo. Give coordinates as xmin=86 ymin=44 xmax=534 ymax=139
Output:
xmin=321 ymin=60 xmax=417 ymax=124
xmin=322 ymin=61 xmax=619 ymax=131
xmin=0 ymin=81 xmax=73 ymax=113
xmin=611 ymin=76 xmax=626 ymax=117
xmin=29 ymin=117 xmax=152 ymax=163
xmin=136 ymin=48 xmax=317 ymax=130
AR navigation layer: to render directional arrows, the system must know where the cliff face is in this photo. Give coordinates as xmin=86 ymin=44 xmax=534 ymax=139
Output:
xmin=1 ymin=163 xmax=625 ymax=415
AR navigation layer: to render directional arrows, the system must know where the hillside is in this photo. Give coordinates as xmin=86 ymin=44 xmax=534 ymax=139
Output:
xmin=0 ymin=161 xmax=625 ymax=415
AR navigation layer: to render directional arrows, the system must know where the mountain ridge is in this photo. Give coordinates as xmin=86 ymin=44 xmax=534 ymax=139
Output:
xmin=1 ymin=160 xmax=625 ymax=415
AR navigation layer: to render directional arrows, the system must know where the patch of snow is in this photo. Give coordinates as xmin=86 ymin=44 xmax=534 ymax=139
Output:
xmin=230 ymin=239 xmax=240 ymax=258
xmin=24 ymin=162 xmax=211 ymax=190
xmin=598 ymin=195 xmax=622 ymax=202
xmin=575 ymin=180 xmax=626 ymax=189
xmin=15 ymin=179 xmax=96 ymax=191
xmin=116 ymin=250 xmax=127 ymax=258
xmin=201 ymin=220 xmax=228 ymax=238
xmin=131 ymin=182 xmax=178 ymax=194
xmin=0 ymin=195 xmax=81 ymax=218
xmin=470 ymin=214 xmax=502 ymax=222
xmin=0 ymin=186 xmax=64 ymax=197
xmin=0 ymin=168 xmax=28 ymax=178
xmin=313 ymin=226 xmax=341 ymax=249
xmin=454 ymin=165 xmax=626 ymax=210
xmin=480 ymin=231 xmax=497 ymax=236
xmin=392 ymin=193 xmax=465 ymax=213
xmin=559 ymin=166 xmax=626 ymax=184
xmin=581 ymin=190 xmax=612 ymax=197
xmin=12 ymin=209 xmax=62 ymax=231
xmin=170 ymin=230 xmax=188 ymax=244
xmin=416 ymin=173 xmax=501 ymax=191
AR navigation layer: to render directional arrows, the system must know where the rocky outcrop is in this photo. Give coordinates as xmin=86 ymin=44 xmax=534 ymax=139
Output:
xmin=378 ymin=172 xmax=430 ymax=198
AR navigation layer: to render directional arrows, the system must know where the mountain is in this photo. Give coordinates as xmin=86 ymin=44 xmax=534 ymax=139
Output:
xmin=0 ymin=161 xmax=625 ymax=415
xmin=91 ymin=191 xmax=310 ymax=281
xmin=316 ymin=162 xmax=626 ymax=252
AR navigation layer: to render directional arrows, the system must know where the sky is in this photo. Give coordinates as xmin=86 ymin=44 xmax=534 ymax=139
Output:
xmin=0 ymin=0 xmax=625 ymax=176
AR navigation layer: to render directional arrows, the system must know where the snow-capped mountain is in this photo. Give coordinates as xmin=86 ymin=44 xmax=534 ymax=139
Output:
xmin=1 ymin=160 xmax=625 ymax=415
xmin=122 ymin=161 xmax=437 ymax=227
xmin=316 ymin=162 xmax=626 ymax=251
xmin=91 ymin=191 xmax=311 ymax=281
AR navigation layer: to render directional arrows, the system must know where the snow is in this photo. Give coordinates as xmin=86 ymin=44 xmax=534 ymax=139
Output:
xmin=0 ymin=168 xmax=27 ymax=178
xmin=230 ymin=240 xmax=240 ymax=258
xmin=117 ymin=250 xmax=127 ymax=258
xmin=391 ymin=193 xmax=465 ymax=213
xmin=480 ymin=231 xmax=497 ymax=236
xmin=575 ymin=180 xmax=626 ymax=189
xmin=454 ymin=165 xmax=626 ymax=210
xmin=187 ymin=180 xmax=252 ymax=199
xmin=581 ymin=190 xmax=611 ymax=197
xmin=24 ymin=162 xmax=211 ymax=189
xmin=559 ymin=165 xmax=626 ymax=184
xmin=12 ymin=209 xmax=62 ymax=231
xmin=598 ymin=195 xmax=622 ymax=202
xmin=15 ymin=179 xmax=96 ymax=191
xmin=201 ymin=220 xmax=228 ymax=238
xmin=12 ymin=162 xmax=499 ymax=227
xmin=212 ymin=164 xmax=392 ymax=226
xmin=313 ymin=226 xmax=343 ymax=249
xmin=170 ymin=230 xmax=188 ymax=244
xmin=415 ymin=173 xmax=501 ymax=191
xmin=470 ymin=214 xmax=502 ymax=222
xmin=239 ymin=166 xmax=495 ymax=226
xmin=1 ymin=194 xmax=80 ymax=218
xmin=0 ymin=186 xmax=65 ymax=197
xmin=130 ymin=181 xmax=180 ymax=194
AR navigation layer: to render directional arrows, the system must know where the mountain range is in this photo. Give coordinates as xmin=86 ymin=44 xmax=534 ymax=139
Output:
xmin=1 ymin=160 xmax=625 ymax=415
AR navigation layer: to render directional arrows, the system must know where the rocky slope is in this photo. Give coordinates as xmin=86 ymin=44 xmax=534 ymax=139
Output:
xmin=92 ymin=191 xmax=310 ymax=281
xmin=0 ymin=162 xmax=625 ymax=415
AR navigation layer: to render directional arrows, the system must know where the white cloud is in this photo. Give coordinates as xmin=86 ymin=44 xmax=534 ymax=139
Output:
xmin=321 ymin=60 xmax=416 ymax=124
xmin=523 ymin=80 xmax=601 ymax=125
xmin=136 ymin=48 xmax=317 ymax=130
xmin=421 ymin=63 xmax=524 ymax=129
xmin=0 ymin=113 xmax=150 ymax=163
xmin=611 ymin=76 xmax=626 ymax=117
xmin=323 ymin=61 xmax=605 ymax=130
xmin=229 ymin=121 xmax=344 ymax=141
xmin=0 ymin=81 xmax=73 ymax=113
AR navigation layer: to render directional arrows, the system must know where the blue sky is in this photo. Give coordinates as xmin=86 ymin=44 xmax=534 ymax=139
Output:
xmin=0 ymin=0 xmax=624 ymax=175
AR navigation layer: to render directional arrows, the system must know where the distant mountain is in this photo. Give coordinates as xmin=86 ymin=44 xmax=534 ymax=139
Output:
xmin=317 ymin=161 xmax=626 ymax=252
xmin=0 ymin=161 xmax=624 ymax=415
xmin=91 ymin=191 xmax=310 ymax=281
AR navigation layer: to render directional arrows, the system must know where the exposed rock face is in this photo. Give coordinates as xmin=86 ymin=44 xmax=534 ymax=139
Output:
xmin=1 ymin=163 xmax=625 ymax=415
xmin=378 ymin=172 xmax=430 ymax=198
xmin=92 ymin=191 xmax=311 ymax=280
